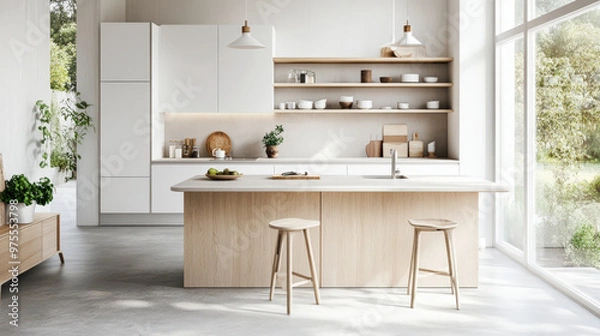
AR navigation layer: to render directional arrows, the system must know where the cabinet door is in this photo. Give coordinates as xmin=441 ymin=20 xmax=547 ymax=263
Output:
xmin=160 ymin=25 xmax=218 ymax=113
xmin=218 ymin=25 xmax=274 ymax=112
xmin=18 ymin=224 xmax=43 ymax=273
xmin=101 ymin=82 xmax=150 ymax=177
xmin=42 ymin=218 xmax=58 ymax=260
xmin=101 ymin=177 xmax=150 ymax=213
xmin=101 ymin=23 xmax=151 ymax=81
xmin=152 ymin=163 xmax=274 ymax=213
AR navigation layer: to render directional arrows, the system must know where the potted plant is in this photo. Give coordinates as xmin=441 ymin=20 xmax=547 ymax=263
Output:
xmin=262 ymin=125 xmax=284 ymax=158
xmin=0 ymin=174 xmax=54 ymax=224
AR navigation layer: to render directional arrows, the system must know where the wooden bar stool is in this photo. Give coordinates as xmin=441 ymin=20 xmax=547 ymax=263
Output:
xmin=268 ymin=218 xmax=321 ymax=315
xmin=407 ymin=218 xmax=460 ymax=310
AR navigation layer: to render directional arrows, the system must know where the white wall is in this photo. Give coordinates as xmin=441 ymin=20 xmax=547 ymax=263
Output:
xmin=0 ymin=0 xmax=50 ymax=179
xmin=125 ymin=0 xmax=449 ymax=57
xmin=449 ymin=0 xmax=496 ymax=246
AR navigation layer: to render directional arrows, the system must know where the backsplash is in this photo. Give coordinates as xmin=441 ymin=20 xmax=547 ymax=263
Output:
xmin=161 ymin=112 xmax=448 ymax=159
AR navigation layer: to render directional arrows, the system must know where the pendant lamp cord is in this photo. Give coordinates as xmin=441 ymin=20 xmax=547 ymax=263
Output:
xmin=392 ymin=0 xmax=396 ymax=41
xmin=245 ymin=0 xmax=248 ymax=21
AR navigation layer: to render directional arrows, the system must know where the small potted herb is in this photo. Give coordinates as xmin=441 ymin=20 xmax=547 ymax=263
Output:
xmin=262 ymin=125 xmax=284 ymax=158
xmin=0 ymin=174 xmax=54 ymax=224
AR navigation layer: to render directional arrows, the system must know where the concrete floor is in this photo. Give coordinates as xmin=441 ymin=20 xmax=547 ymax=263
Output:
xmin=1 ymin=183 xmax=599 ymax=335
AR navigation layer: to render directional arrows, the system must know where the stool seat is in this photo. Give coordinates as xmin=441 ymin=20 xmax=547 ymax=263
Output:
xmin=408 ymin=218 xmax=457 ymax=230
xmin=269 ymin=218 xmax=320 ymax=231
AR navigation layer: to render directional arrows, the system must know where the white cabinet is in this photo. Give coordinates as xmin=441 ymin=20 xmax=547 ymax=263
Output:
xmin=160 ymin=25 xmax=218 ymax=113
xmin=218 ymin=25 xmax=274 ymax=112
xmin=347 ymin=162 xmax=460 ymax=176
xmin=152 ymin=163 xmax=274 ymax=213
xmin=273 ymin=163 xmax=347 ymax=176
xmin=101 ymin=23 xmax=151 ymax=81
xmin=101 ymin=178 xmax=150 ymax=213
xmin=100 ymin=83 xmax=151 ymax=177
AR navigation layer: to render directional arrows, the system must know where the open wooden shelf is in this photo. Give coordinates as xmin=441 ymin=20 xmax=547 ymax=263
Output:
xmin=273 ymin=57 xmax=454 ymax=64
xmin=274 ymin=109 xmax=453 ymax=114
xmin=274 ymin=83 xmax=452 ymax=88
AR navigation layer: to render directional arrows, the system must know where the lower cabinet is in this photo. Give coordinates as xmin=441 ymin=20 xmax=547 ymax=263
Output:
xmin=151 ymin=164 xmax=274 ymax=213
xmin=101 ymin=177 xmax=150 ymax=213
xmin=1 ymin=213 xmax=62 ymax=289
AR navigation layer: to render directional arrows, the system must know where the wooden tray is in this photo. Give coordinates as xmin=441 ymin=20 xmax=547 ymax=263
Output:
xmin=205 ymin=131 xmax=232 ymax=156
xmin=271 ymin=175 xmax=320 ymax=180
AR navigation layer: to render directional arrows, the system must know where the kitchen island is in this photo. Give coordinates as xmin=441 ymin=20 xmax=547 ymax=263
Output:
xmin=171 ymin=175 xmax=507 ymax=288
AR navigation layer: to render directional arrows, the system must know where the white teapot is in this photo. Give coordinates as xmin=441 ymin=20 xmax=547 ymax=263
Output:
xmin=212 ymin=148 xmax=226 ymax=159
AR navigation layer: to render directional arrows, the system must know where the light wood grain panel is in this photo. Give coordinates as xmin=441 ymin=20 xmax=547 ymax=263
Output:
xmin=42 ymin=218 xmax=58 ymax=259
xmin=273 ymin=57 xmax=454 ymax=64
xmin=18 ymin=222 xmax=43 ymax=273
xmin=322 ymin=192 xmax=479 ymax=287
xmin=184 ymin=192 xmax=320 ymax=287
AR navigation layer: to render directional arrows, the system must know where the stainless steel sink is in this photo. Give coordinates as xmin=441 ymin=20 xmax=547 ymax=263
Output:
xmin=361 ymin=175 xmax=409 ymax=180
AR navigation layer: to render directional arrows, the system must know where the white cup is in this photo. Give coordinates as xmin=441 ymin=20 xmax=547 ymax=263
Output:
xmin=286 ymin=102 xmax=296 ymax=109
xmin=278 ymin=102 xmax=286 ymax=109
xmin=212 ymin=148 xmax=226 ymax=158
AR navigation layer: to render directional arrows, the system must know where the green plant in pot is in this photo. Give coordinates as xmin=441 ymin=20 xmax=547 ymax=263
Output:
xmin=0 ymin=174 xmax=54 ymax=224
xmin=262 ymin=125 xmax=284 ymax=158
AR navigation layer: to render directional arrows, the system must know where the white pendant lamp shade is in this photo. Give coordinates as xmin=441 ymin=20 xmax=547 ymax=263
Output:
xmin=397 ymin=21 xmax=423 ymax=46
xmin=228 ymin=0 xmax=265 ymax=49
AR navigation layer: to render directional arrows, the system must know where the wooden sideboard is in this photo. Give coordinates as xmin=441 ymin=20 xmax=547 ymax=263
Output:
xmin=0 ymin=213 xmax=64 ymax=292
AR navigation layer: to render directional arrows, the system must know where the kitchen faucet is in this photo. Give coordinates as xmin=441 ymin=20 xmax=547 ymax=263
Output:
xmin=390 ymin=149 xmax=408 ymax=179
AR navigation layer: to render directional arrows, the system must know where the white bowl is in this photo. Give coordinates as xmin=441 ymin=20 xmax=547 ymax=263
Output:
xmin=357 ymin=100 xmax=373 ymax=109
xmin=299 ymin=100 xmax=313 ymax=104
xmin=424 ymin=77 xmax=438 ymax=83
xmin=426 ymin=101 xmax=440 ymax=109
xmin=314 ymin=99 xmax=327 ymax=109
xmin=397 ymin=102 xmax=410 ymax=109
xmin=298 ymin=102 xmax=313 ymax=109
xmin=401 ymin=74 xmax=419 ymax=83
xmin=339 ymin=96 xmax=354 ymax=103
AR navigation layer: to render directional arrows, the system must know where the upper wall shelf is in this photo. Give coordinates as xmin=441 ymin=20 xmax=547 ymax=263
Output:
xmin=273 ymin=57 xmax=454 ymax=64
xmin=274 ymin=83 xmax=453 ymax=88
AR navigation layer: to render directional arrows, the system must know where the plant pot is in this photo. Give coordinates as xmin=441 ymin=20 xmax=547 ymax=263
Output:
xmin=5 ymin=201 xmax=36 ymax=224
xmin=266 ymin=145 xmax=279 ymax=158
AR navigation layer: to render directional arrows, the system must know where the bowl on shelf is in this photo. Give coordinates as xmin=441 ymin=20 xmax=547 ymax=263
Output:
xmin=401 ymin=74 xmax=419 ymax=83
xmin=424 ymin=76 xmax=439 ymax=83
xmin=298 ymin=101 xmax=314 ymax=109
xmin=339 ymin=96 xmax=354 ymax=109
xmin=356 ymin=100 xmax=373 ymax=109
xmin=379 ymin=76 xmax=393 ymax=83
xmin=426 ymin=100 xmax=440 ymax=109
xmin=314 ymin=99 xmax=327 ymax=109
xmin=397 ymin=102 xmax=410 ymax=109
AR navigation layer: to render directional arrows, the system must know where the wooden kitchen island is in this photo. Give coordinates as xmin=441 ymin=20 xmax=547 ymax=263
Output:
xmin=171 ymin=175 xmax=507 ymax=288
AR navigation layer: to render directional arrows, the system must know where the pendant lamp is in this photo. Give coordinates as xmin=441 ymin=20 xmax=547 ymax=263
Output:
xmin=228 ymin=0 xmax=265 ymax=49
xmin=393 ymin=0 xmax=426 ymax=58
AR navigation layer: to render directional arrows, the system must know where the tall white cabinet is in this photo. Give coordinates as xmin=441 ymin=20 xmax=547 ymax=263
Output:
xmin=100 ymin=23 xmax=158 ymax=214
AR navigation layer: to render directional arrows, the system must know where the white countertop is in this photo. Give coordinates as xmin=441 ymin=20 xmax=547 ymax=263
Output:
xmin=154 ymin=157 xmax=460 ymax=164
xmin=171 ymin=175 xmax=508 ymax=193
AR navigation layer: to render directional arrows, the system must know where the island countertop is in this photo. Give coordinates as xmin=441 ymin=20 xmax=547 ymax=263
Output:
xmin=170 ymin=175 xmax=508 ymax=193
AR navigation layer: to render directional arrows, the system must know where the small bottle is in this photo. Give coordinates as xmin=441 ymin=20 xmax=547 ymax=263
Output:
xmin=191 ymin=145 xmax=199 ymax=158
xmin=182 ymin=138 xmax=192 ymax=158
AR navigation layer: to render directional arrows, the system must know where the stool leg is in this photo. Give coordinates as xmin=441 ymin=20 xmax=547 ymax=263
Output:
xmin=407 ymin=228 xmax=417 ymax=295
xmin=269 ymin=231 xmax=283 ymax=301
xmin=443 ymin=230 xmax=455 ymax=295
xmin=303 ymin=229 xmax=321 ymax=305
xmin=445 ymin=229 xmax=460 ymax=310
xmin=286 ymin=231 xmax=293 ymax=315
xmin=410 ymin=229 xmax=421 ymax=309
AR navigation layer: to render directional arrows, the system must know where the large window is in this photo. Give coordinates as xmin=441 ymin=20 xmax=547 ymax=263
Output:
xmin=496 ymin=0 xmax=600 ymax=315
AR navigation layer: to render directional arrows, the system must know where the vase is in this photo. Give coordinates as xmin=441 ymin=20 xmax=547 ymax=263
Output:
xmin=5 ymin=201 xmax=36 ymax=224
xmin=266 ymin=145 xmax=279 ymax=158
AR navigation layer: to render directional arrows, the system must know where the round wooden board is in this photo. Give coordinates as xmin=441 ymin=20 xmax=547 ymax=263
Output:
xmin=205 ymin=131 xmax=232 ymax=156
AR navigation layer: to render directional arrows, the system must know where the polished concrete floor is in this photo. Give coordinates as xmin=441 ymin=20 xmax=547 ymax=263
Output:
xmin=1 ymin=183 xmax=598 ymax=335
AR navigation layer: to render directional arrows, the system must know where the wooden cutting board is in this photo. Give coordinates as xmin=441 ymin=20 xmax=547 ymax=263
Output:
xmin=271 ymin=175 xmax=320 ymax=180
